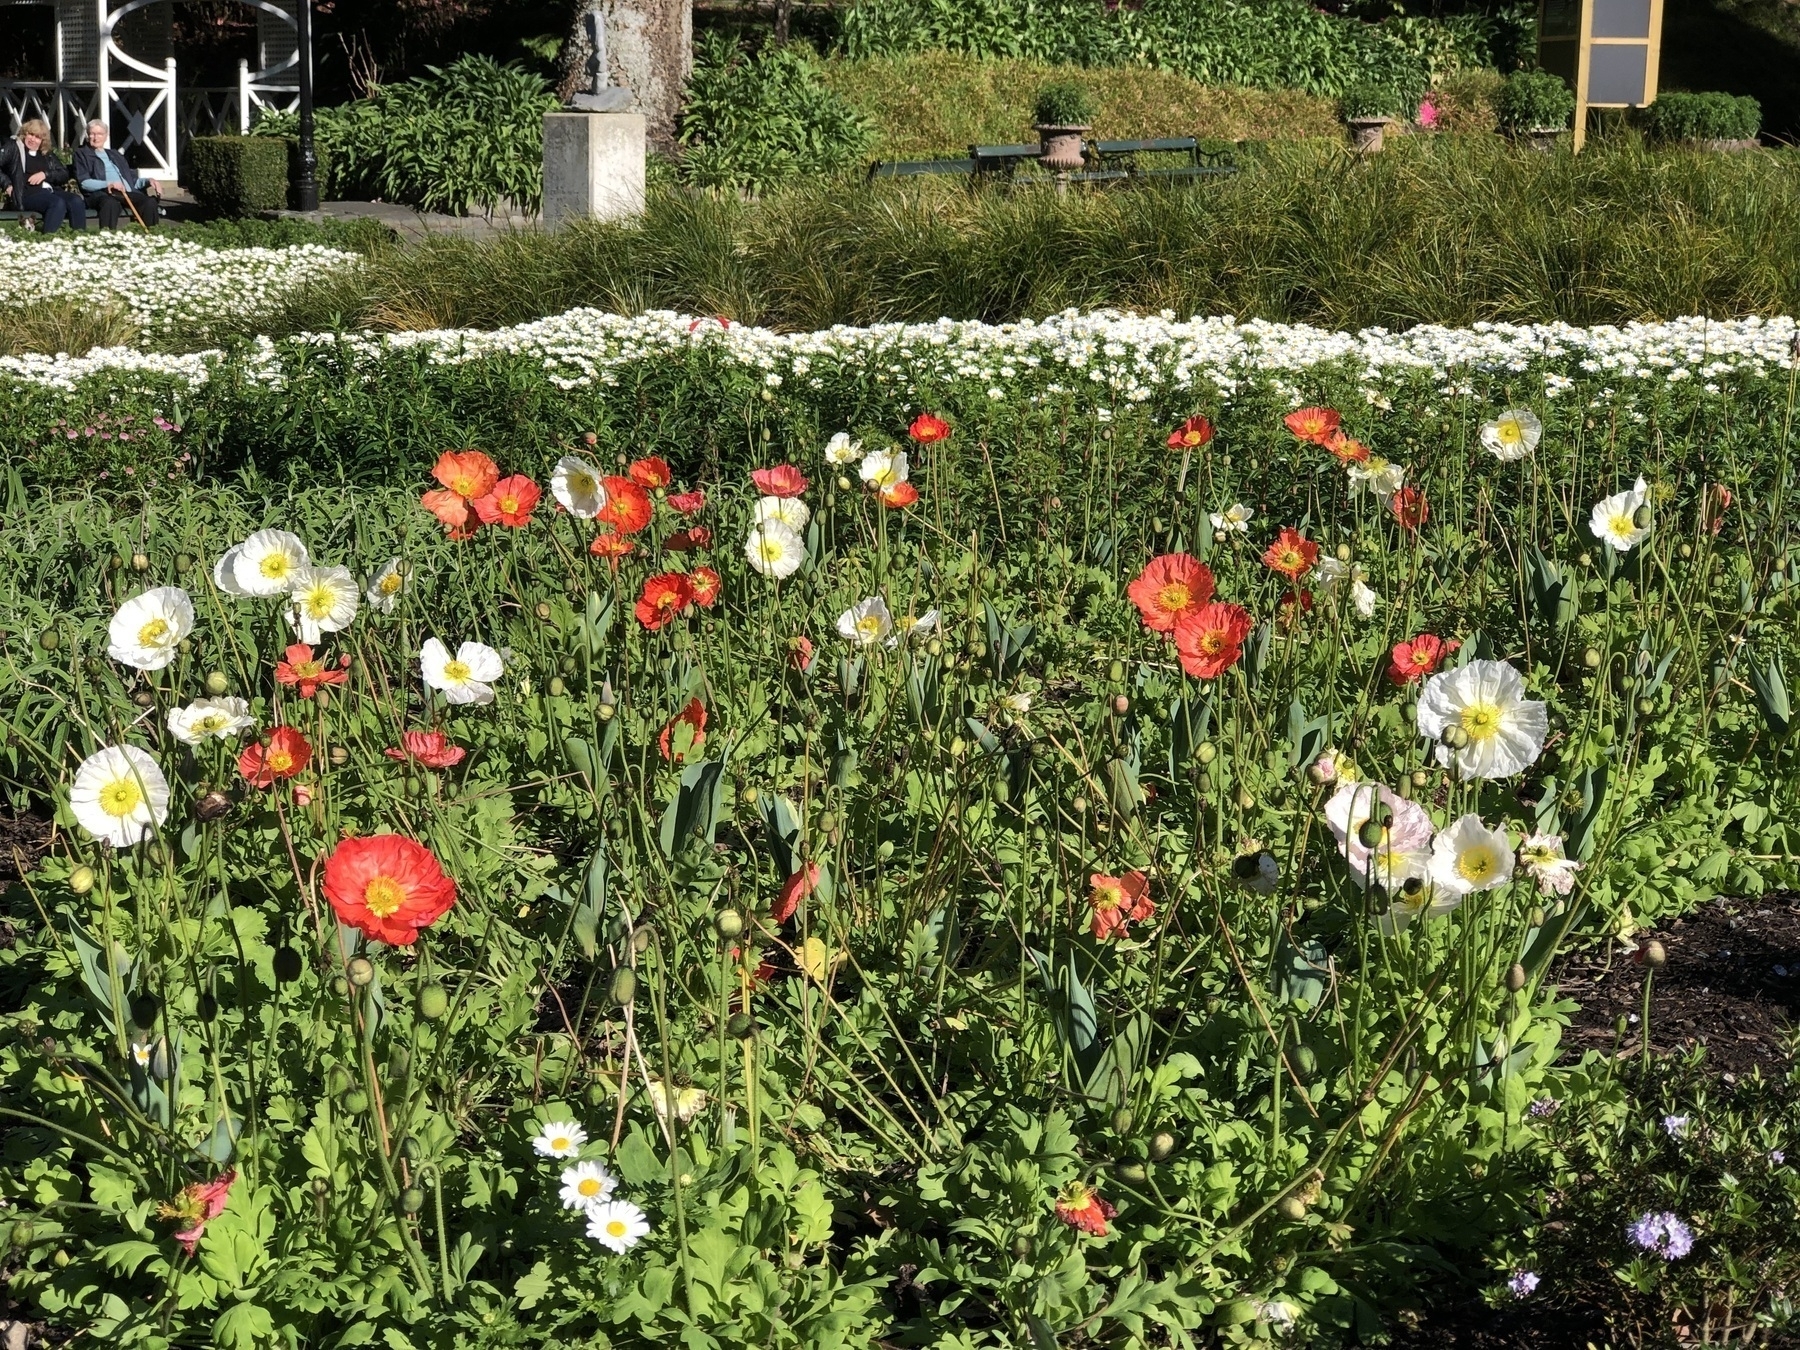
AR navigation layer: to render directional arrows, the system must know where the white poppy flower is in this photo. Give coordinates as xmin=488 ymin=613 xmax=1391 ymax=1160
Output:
xmin=420 ymin=638 xmax=505 ymax=705
xmin=1590 ymin=476 xmax=1652 ymax=552
xmin=551 ymin=455 xmax=607 ymax=519
xmin=886 ymin=608 xmax=940 ymax=647
xmin=744 ymin=522 xmax=805 ymax=579
xmin=824 ymin=432 xmax=860 ymax=465
xmin=645 ymin=1081 xmax=708 ymax=1121
xmin=559 ymin=1160 xmax=618 ymax=1212
xmin=212 ymin=546 xmax=249 ymax=597
xmin=1430 ymin=813 xmax=1516 ymax=897
xmin=858 ymin=449 xmax=909 ymax=490
xmin=1323 ymin=782 xmax=1433 ymax=891
xmin=1350 ymin=578 xmax=1380 ymax=618
xmin=1209 ymin=503 xmax=1253 ymax=532
xmin=1518 ymin=833 xmax=1583 ymax=896
xmin=530 ymin=1119 xmax=587 ymax=1158
xmin=752 ymin=495 xmax=811 ymax=533
xmin=1480 ymin=409 xmax=1543 ymax=460
xmin=106 ymin=587 xmax=194 ymax=671
xmin=837 ymin=597 xmax=893 ymax=646
xmin=1416 ymin=659 xmax=1549 ymax=780
xmin=586 ymin=1198 xmax=651 ymax=1253
xmin=366 ymin=558 xmax=409 ymax=613
xmin=1347 ymin=456 xmax=1406 ymax=499
xmin=70 ymin=744 xmax=169 ymax=848
xmin=231 ymin=529 xmax=310 ymax=596
xmin=285 ymin=565 xmax=360 ymax=644
xmin=166 ymin=697 xmax=255 ymax=745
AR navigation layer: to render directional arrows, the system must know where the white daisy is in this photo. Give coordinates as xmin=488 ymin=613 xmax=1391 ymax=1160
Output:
xmin=551 ymin=455 xmax=607 ymax=519
xmin=70 ymin=745 xmax=170 ymax=849
xmin=285 ymin=565 xmax=360 ymax=644
xmin=166 ymin=697 xmax=255 ymax=745
xmin=744 ymin=522 xmax=805 ymax=579
xmin=823 ymin=432 xmax=861 ymax=465
xmin=231 ymin=529 xmax=310 ymax=597
xmin=530 ymin=1119 xmax=587 ymax=1158
xmin=558 ymin=1160 xmax=618 ymax=1212
xmin=1480 ymin=409 xmax=1543 ymax=461
xmin=752 ymin=495 xmax=811 ymax=533
xmin=586 ymin=1198 xmax=651 ymax=1253
xmin=837 ymin=597 xmax=893 ymax=646
xmin=420 ymin=638 xmax=505 ymax=705
xmin=1590 ymin=476 xmax=1652 ymax=552
xmin=1209 ymin=502 xmax=1253 ymax=533
xmin=1416 ymin=659 xmax=1549 ymax=780
xmin=1430 ymin=813 xmax=1515 ymax=898
xmin=365 ymin=558 xmax=409 ymax=613
xmin=1518 ymin=833 xmax=1583 ymax=896
xmin=858 ymin=448 xmax=909 ymax=491
xmin=106 ymin=587 xmax=194 ymax=671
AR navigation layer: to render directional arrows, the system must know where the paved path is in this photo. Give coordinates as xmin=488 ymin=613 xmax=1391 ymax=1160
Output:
xmin=274 ymin=200 xmax=541 ymax=241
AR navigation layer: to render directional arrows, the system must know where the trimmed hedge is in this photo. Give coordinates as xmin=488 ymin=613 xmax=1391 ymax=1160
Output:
xmin=1644 ymin=91 xmax=1762 ymax=143
xmin=184 ymin=135 xmax=289 ymax=216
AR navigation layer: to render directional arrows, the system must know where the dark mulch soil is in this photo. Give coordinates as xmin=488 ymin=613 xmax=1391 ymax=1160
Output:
xmin=0 ymin=810 xmax=51 ymax=887
xmin=1552 ymin=894 xmax=1800 ymax=1076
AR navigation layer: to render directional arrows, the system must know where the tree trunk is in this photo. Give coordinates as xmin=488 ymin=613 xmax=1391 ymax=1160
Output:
xmin=555 ymin=0 xmax=692 ymax=154
xmin=773 ymin=0 xmax=793 ymax=45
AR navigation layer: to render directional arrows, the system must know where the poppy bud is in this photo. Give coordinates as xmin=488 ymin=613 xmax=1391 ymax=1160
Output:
xmin=1111 ymin=694 xmax=1130 ymax=716
xmin=175 ymin=553 xmax=193 ymax=574
xmin=109 ymin=554 xmax=124 ymax=572
xmin=1197 ymin=742 xmax=1216 ymax=764
xmin=1335 ymin=544 xmax=1352 ymax=562
xmin=1632 ymin=506 xmax=1652 ymax=530
xmin=417 ymin=982 xmax=449 ymax=1020
xmin=1641 ymin=939 xmax=1667 ymax=970
xmin=726 ymin=1012 xmax=755 ymax=1039
xmin=1505 ymin=963 xmax=1527 ymax=992
xmin=347 ymin=956 xmax=375 ymax=987
xmin=128 ymin=992 xmax=160 ymax=1028
xmin=1439 ymin=725 xmax=1469 ymax=749
xmin=132 ymin=688 xmax=156 ymax=708
xmin=1214 ymin=530 xmax=1228 ymax=544
xmin=205 ymin=670 xmax=229 ymax=695
xmin=1400 ymin=876 xmax=1424 ymax=897
xmin=608 ymin=965 xmax=638 ymax=1007
xmin=1357 ymin=820 xmax=1384 ymax=849
xmin=1111 ymin=1107 xmax=1134 ymax=1134
xmin=53 ymin=1248 xmax=71 ymax=1267
xmin=1678 ymin=543 xmax=1693 ymax=560
xmin=1637 ymin=697 xmax=1655 ymax=716
xmin=534 ymin=602 xmax=553 ymax=621
xmin=69 ymin=865 xmax=95 ymax=895
xmin=548 ymin=677 xmax=566 ymax=697
xmin=1112 ymin=1161 xmax=1147 ymax=1184
xmin=597 ymin=698 xmax=615 ymax=720
xmin=632 ymin=926 xmax=652 ymax=953
xmin=272 ymin=946 xmax=303 ymax=983
xmin=1012 ymin=1233 xmax=1034 ymax=1259
xmin=329 ymin=746 xmax=349 ymax=766
xmin=131 ymin=553 xmax=150 ymax=572
xmin=1072 ymin=795 xmax=1088 ymax=813
xmin=400 ymin=1135 xmax=423 ymax=1161
xmin=1410 ymin=769 xmax=1429 ymax=788
xmin=342 ymin=1089 xmax=370 ymax=1115
xmin=1529 ymin=906 xmax=1546 ymax=927
xmin=37 ymin=628 xmax=60 ymax=651
xmin=326 ymin=1065 xmax=352 ymax=1096
xmin=198 ymin=992 xmax=218 ymax=1021
xmin=1148 ymin=1130 xmax=1177 ymax=1161
xmin=148 ymin=1038 xmax=172 ymax=1081
xmin=1235 ymin=785 xmax=1256 ymax=809
xmin=1276 ymin=1194 xmax=1308 ymax=1221
xmin=1614 ymin=1014 xmax=1629 ymax=1038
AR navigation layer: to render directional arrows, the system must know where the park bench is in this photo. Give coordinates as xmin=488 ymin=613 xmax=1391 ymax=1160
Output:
xmin=868 ymin=135 xmax=1236 ymax=185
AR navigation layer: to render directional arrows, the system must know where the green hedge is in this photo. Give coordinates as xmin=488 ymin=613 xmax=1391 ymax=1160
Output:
xmin=183 ymin=135 xmax=289 ymax=216
xmin=1644 ymin=91 xmax=1762 ymax=143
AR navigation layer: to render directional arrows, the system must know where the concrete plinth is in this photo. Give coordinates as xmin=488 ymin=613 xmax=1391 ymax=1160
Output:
xmin=543 ymin=112 xmax=646 ymax=228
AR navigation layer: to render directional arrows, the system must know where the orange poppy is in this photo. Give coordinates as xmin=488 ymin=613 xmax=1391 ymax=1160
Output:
xmin=751 ymin=464 xmax=808 ymax=498
xmin=1282 ymin=407 xmax=1341 ymax=445
xmin=1126 ymin=553 xmax=1216 ymax=634
xmin=238 ymin=726 xmax=312 ymax=787
xmin=472 ymin=474 xmax=541 ymax=527
xmin=1389 ymin=486 xmax=1429 ymax=531
xmin=1386 ymin=634 xmax=1459 ymax=685
xmin=880 ymin=481 xmax=919 ymax=509
xmin=1172 ymin=602 xmax=1254 ymax=681
xmin=431 ymin=450 xmax=500 ymax=502
xmin=668 ymin=489 xmax=707 ymax=515
xmin=635 ymin=572 xmax=694 ymax=630
xmin=1323 ymin=429 xmax=1371 ymax=463
xmin=1054 ymin=1181 xmax=1116 ymax=1236
xmin=598 ymin=477 xmax=653 ymax=534
xmin=1261 ymin=527 xmax=1318 ymax=581
xmin=1166 ymin=414 xmax=1214 ymax=450
xmin=420 ymin=488 xmax=476 ymax=540
xmin=658 ymin=697 xmax=707 ymax=761
xmin=688 ymin=566 xmax=722 ymax=607
xmin=382 ymin=730 xmax=467 ymax=769
xmin=589 ymin=531 xmax=635 ymax=561
xmin=663 ymin=527 xmax=712 ymax=552
xmin=1089 ymin=871 xmax=1153 ymax=940
xmin=773 ymin=861 xmax=820 ymax=923
xmin=274 ymin=642 xmax=350 ymax=699
xmin=322 ymin=833 xmax=457 ymax=947
xmin=908 ymin=412 xmax=950 ymax=444
xmin=628 ymin=456 xmax=672 ymax=489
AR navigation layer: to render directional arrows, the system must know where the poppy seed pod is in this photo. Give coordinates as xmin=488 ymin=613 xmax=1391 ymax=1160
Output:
xmin=534 ymin=602 xmax=553 ymax=621
xmin=608 ymin=965 xmax=638 ymax=1007
xmin=346 ymin=956 xmax=375 ymax=987
xmin=715 ymin=908 xmax=744 ymax=938
xmin=1641 ymin=939 xmax=1667 ymax=970
xmin=1505 ymin=963 xmax=1527 ymax=992
xmin=1357 ymin=820 xmax=1384 ymax=849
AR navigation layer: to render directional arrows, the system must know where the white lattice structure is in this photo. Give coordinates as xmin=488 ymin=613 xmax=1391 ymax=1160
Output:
xmin=0 ymin=0 xmax=301 ymax=180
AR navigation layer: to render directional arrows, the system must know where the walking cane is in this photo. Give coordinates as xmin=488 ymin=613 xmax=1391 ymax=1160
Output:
xmin=121 ymin=185 xmax=151 ymax=231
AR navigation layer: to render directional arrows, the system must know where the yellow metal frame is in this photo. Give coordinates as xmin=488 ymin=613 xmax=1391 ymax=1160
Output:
xmin=1538 ymin=0 xmax=1665 ymax=151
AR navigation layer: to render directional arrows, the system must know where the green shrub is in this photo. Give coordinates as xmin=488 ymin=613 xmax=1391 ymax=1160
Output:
xmin=1643 ymin=91 xmax=1762 ymax=142
xmin=678 ymin=34 xmax=874 ymax=192
xmin=1339 ymin=79 xmax=1408 ymax=120
xmin=183 ymin=135 xmax=289 ymax=216
xmin=1033 ymin=79 xmax=1096 ymax=126
xmin=1496 ymin=68 xmax=1576 ymax=132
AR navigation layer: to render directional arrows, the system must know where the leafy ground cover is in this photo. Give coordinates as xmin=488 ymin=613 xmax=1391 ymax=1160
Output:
xmin=1 ymin=291 xmax=1798 ymax=1345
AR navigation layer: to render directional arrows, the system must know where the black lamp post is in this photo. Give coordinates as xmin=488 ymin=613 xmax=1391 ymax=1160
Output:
xmin=295 ymin=0 xmax=318 ymax=211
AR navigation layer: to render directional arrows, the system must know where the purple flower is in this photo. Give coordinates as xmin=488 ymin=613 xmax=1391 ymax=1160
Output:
xmin=1507 ymin=1270 xmax=1540 ymax=1298
xmin=1528 ymin=1097 xmax=1561 ymax=1119
xmin=1628 ymin=1211 xmax=1694 ymax=1260
xmin=1662 ymin=1114 xmax=1690 ymax=1139
xmin=1771 ymin=1149 xmax=1786 ymax=1166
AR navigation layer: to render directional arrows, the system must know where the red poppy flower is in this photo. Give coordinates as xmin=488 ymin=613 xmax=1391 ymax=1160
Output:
xmin=664 ymin=526 xmax=713 ymax=552
xmin=322 ymin=834 xmax=457 ymax=947
xmin=472 ymin=474 xmax=541 ymax=527
xmin=421 ymin=488 xmax=477 ymax=540
xmin=1283 ymin=407 xmax=1341 ymax=445
xmin=1166 ymin=414 xmax=1214 ymax=450
xmin=688 ymin=315 xmax=732 ymax=332
xmin=1173 ymin=602 xmax=1254 ymax=680
xmin=431 ymin=450 xmax=500 ymax=502
xmin=1089 ymin=871 xmax=1153 ymax=940
xmin=880 ymin=481 xmax=919 ymax=509
xmin=668 ymin=489 xmax=707 ymax=516
xmin=1386 ymin=634 xmax=1460 ymax=685
xmin=788 ymin=635 xmax=814 ymax=671
xmin=382 ymin=730 xmax=467 ymax=769
xmin=1126 ymin=554 xmax=1216 ymax=634
xmin=635 ymin=572 xmax=694 ymax=630
xmin=1262 ymin=527 xmax=1318 ymax=581
xmin=275 ymin=643 xmax=350 ymax=699
xmin=908 ymin=412 xmax=950 ymax=444
xmin=1703 ymin=483 xmax=1732 ymax=536
xmin=597 ymin=477 xmax=653 ymax=534
xmin=1277 ymin=589 xmax=1315 ymax=630
xmin=589 ymin=531 xmax=635 ymax=561
xmin=658 ymin=697 xmax=707 ymax=761
xmin=238 ymin=726 xmax=312 ymax=787
xmin=688 ymin=566 xmax=722 ymax=607
xmin=1323 ymin=429 xmax=1371 ymax=464
xmin=628 ymin=457 xmax=672 ymax=490
xmin=1054 ymin=1181 xmax=1116 ymax=1236
xmin=1389 ymin=485 xmax=1429 ymax=531
xmin=773 ymin=861 xmax=820 ymax=923
xmin=163 ymin=1169 xmax=235 ymax=1254
xmin=751 ymin=464 xmax=808 ymax=498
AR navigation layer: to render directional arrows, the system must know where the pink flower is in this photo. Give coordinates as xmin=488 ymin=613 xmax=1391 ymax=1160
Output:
xmin=1418 ymin=98 xmax=1440 ymax=129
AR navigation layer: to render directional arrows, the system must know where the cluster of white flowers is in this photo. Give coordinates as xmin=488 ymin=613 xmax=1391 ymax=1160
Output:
xmin=529 ymin=1119 xmax=652 ymax=1253
xmin=0 ymin=233 xmax=359 ymax=343
xmin=8 ymin=305 xmax=1800 ymax=404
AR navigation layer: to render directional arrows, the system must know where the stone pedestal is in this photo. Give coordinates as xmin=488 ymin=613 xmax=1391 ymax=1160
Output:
xmin=542 ymin=112 xmax=646 ymax=228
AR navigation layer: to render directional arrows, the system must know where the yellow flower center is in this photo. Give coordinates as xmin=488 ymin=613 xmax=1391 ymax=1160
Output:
xmin=378 ymin=572 xmax=403 ymax=595
xmin=260 ymin=552 xmax=291 ymax=580
xmin=606 ymin=1219 xmax=628 ymax=1238
xmin=1093 ymin=884 xmax=1121 ymax=912
xmin=1198 ymin=631 xmax=1226 ymax=655
xmin=1498 ymin=421 xmax=1522 ymax=445
xmin=1157 ymin=582 xmax=1191 ymax=612
xmin=99 ymin=776 xmax=143 ymax=817
xmin=578 ymin=1177 xmax=602 ymax=1196
xmin=137 ymin=616 xmax=170 ymax=645
xmin=302 ymin=584 xmax=335 ymax=619
xmin=196 ymin=713 xmax=228 ymax=733
xmin=498 ymin=494 xmax=520 ymax=513
xmin=443 ymin=659 xmax=472 ymax=683
xmin=569 ymin=472 xmax=595 ymax=495
xmin=364 ymin=875 xmax=406 ymax=917
xmin=266 ymin=749 xmax=294 ymax=773
xmin=856 ymin=616 xmax=884 ymax=638
xmin=1457 ymin=846 xmax=1499 ymax=882
xmin=1609 ymin=511 xmax=1636 ymax=537
xmin=1460 ymin=701 xmax=1502 ymax=742
xmin=756 ymin=537 xmax=785 ymax=563
xmin=550 ymin=1135 xmax=570 ymax=1151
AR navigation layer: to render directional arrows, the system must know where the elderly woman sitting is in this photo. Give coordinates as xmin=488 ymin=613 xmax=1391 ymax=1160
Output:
xmin=1 ymin=120 xmax=86 ymax=232
xmin=73 ymin=120 xmax=161 ymax=230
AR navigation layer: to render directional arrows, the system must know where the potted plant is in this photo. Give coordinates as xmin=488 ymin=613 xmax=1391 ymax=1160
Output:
xmin=1643 ymin=91 xmax=1762 ymax=151
xmin=1034 ymin=81 xmax=1096 ymax=172
xmin=1340 ymin=82 xmax=1407 ymax=153
xmin=1496 ymin=69 xmax=1575 ymax=151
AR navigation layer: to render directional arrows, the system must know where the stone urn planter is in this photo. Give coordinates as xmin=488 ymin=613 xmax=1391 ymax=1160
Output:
xmin=1035 ymin=123 xmax=1090 ymax=172
xmin=1346 ymin=117 xmax=1392 ymax=153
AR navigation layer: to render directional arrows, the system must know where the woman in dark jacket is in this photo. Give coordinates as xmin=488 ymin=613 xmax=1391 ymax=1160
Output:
xmin=1 ymin=119 xmax=86 ymax=232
